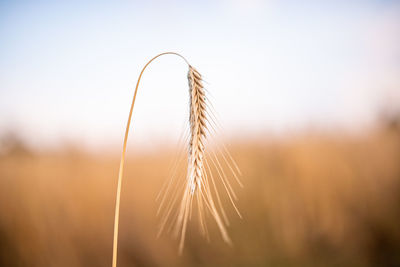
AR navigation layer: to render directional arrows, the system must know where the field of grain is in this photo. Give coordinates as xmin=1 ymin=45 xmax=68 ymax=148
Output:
xmin=0 ymin=124 xmax=399 ymax=267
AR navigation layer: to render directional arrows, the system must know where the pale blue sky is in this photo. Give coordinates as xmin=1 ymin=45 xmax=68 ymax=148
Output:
xmin=1 ymin=0 xmax=400 ymax=149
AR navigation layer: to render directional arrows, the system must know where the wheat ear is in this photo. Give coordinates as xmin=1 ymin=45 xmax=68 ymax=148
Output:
xmin=112 ymin=52 xmax=189 ymax=267
xmin=112 ymin=52 xmax=240 ymax=267
xmin=171 ymin=66 xmax=233 ymax=253
xmin=187 ymin=66 xmax=206 ymax=195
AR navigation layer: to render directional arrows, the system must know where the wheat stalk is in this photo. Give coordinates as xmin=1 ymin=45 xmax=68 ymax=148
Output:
xmin=112 ymin=52 xmax=241 ymax=267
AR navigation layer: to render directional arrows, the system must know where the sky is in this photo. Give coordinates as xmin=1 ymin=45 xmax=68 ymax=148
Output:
xmin=1 ymin=0 xmax=400 ymax=150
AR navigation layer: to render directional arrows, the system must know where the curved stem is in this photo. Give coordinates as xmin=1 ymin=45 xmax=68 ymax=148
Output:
xmin=112 ymin=52 xmax=190 ymax=267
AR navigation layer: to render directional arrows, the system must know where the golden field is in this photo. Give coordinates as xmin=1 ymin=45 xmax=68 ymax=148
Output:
xmin=0 ymin=123 xmax=399 ymax=267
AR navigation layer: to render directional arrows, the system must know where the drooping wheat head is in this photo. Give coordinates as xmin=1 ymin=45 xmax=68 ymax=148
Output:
xmin=187 ymin=66 xmax=206 ymax=195
xmin=112 ymin=53 xmax=242 ymax=267
xmin=157 ymin=65 xmax=242 ymax=253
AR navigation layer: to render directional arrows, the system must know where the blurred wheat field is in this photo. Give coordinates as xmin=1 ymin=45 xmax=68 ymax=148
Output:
xmin=0 ymin=125 xmax=400 ymax=267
